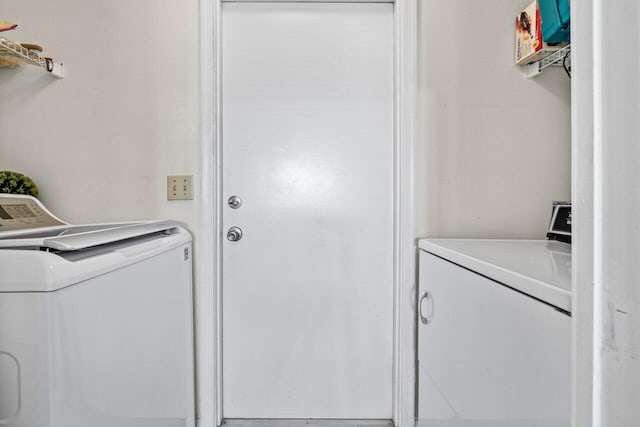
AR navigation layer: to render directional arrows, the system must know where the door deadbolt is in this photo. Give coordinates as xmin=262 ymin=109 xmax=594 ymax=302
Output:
xmin=227 ymin=226 xmax=243 ymax=242
xmin=228 ymin=196 xmax=242 ymax=209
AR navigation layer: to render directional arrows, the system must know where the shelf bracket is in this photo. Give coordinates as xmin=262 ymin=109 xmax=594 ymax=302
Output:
xmin=49 ymin=61 xmax=64 ymax=78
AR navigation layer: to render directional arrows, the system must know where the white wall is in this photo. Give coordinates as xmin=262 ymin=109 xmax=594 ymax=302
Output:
xmin=417 ymin=0 xmax=572 ymax=239
xmin=0 ymin=0 xmax=199 ymax=232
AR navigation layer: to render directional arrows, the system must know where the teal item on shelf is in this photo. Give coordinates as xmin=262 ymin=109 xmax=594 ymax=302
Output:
xmin=558 ymin=0 xmax=570 ymax=25
xmin=538 ymin=0 xmax=570 ymax=43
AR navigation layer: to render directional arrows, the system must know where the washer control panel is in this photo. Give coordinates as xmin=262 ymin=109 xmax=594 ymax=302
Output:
xmin=0 ymin=195 xmax=66 ymax=232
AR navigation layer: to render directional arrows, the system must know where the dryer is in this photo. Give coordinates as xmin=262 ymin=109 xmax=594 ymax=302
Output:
xmin=0 ymin=194 xmax=195 ymax=427
xmin=417 ymin=239 xmax=571 ymax=427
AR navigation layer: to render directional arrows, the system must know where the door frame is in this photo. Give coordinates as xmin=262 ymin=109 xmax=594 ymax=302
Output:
xmin=569 ymin=0 xmax=593 ymax=425
xmin=197 ymin=1 xmax=417 ymax=426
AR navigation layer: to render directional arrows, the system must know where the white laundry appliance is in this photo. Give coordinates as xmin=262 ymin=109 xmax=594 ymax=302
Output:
xmin=0 ymin=194 xmax=195 ymax=427
xmin=417 ymin=239 xmax=571 ymax=427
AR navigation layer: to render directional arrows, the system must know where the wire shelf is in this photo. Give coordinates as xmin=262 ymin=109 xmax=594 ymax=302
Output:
xmin=523 ymin=44 xmax=571 ymax=79
xmin=0 ymin=36 xmax=64 ymax=78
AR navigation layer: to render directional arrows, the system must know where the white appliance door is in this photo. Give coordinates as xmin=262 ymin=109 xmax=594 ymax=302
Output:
xmin=222 ymin=2 xmax=394 ymax=419
xmin=417 ymin=251 xmax=571 ymax=426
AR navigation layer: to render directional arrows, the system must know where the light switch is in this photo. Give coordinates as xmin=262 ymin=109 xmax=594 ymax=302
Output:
xmin=167 ymin=175 xmax=194 ymax=200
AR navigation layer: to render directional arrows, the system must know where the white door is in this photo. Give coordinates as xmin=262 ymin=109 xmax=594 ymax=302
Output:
xmin=221 ymin=2 xmax=394 ymax=419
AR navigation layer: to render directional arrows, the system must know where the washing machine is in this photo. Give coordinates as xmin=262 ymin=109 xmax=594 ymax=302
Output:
xmin=0 ymin=194 xmax=195 ymax=427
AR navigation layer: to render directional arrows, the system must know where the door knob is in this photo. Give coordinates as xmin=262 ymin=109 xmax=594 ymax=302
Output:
xmin=227 ymin=226 xmax=243 ymax=242
xmin=228 ymin=196 xmax=242 ymax=209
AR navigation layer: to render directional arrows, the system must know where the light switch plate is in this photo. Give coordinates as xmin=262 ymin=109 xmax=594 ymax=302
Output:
xmin=167 ymin=175 xmax=194 ymax=200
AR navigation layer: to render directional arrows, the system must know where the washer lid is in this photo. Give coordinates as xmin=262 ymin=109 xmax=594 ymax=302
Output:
xmin=0 ymin=194 xmax=190 ymax=293
xmin=0 ymin=220 xmax=179 ymax=251
xmin=0 ymin=224 xmax=191 ymax=293
xmin=0 ymin=194 xmax=179 ymax=251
